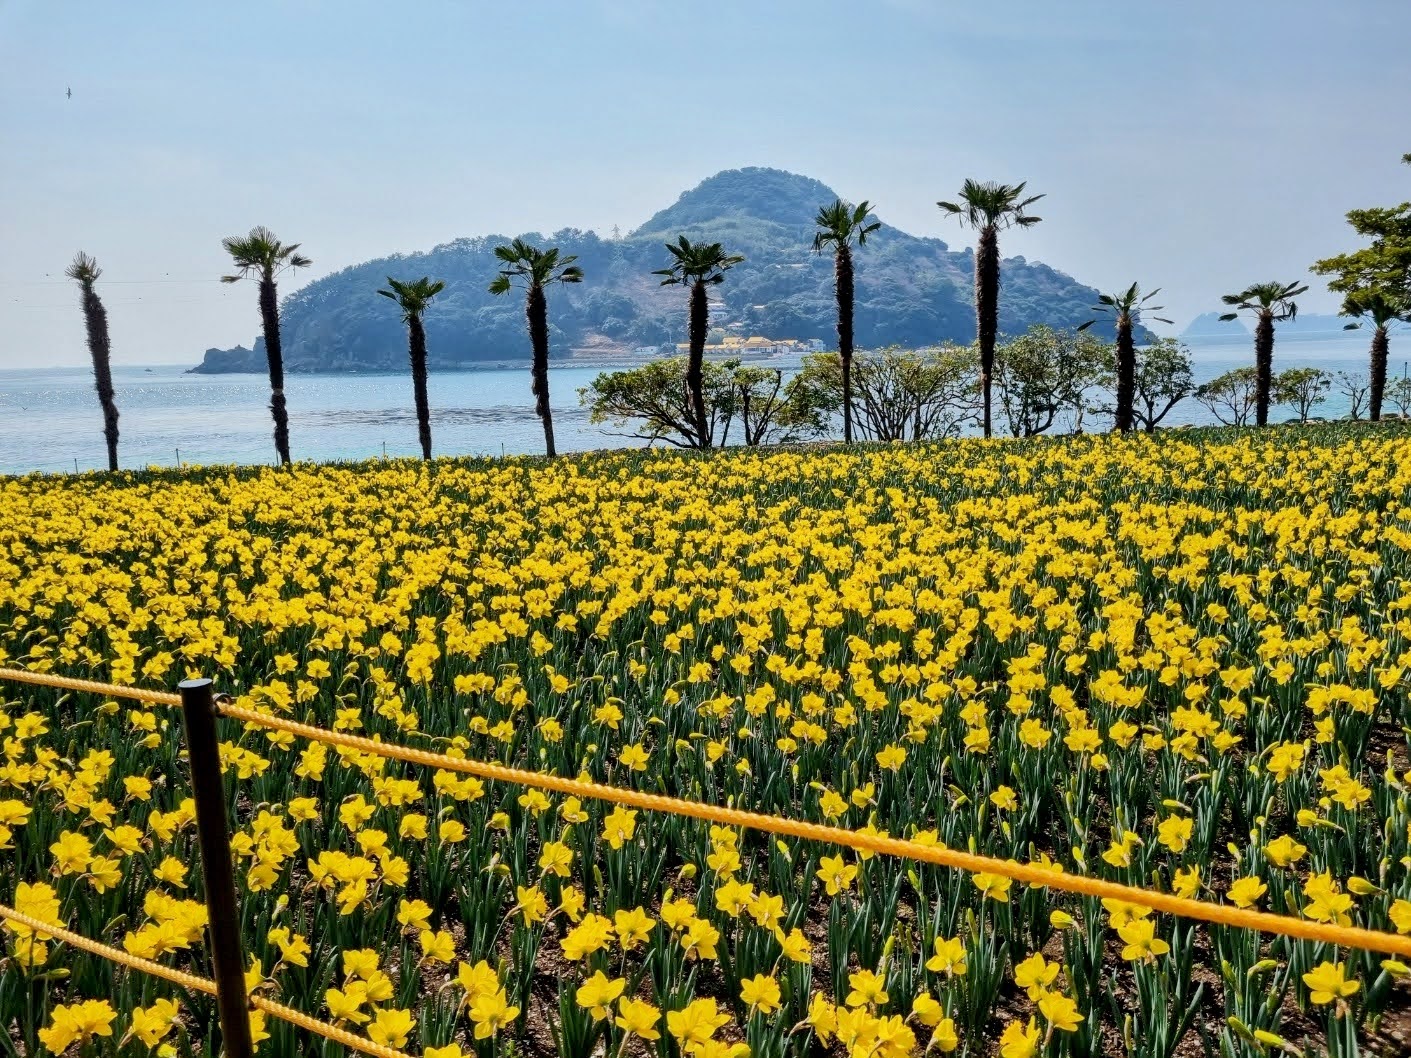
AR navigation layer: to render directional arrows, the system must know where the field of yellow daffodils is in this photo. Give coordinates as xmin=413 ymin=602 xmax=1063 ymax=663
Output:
xmin=4 ymin=425 xmax=1411 ymax=1058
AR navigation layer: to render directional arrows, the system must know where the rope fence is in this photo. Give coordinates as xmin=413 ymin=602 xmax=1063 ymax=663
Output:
xmin=0 ymin=903 xmax=218 ymax=998
xmin=5 ymin=664 xmax=1411 ymax=1058
xmin=0 ymin=904 xmax=414 ymax=1058
xmin=0 ymin=666 xmax=181 ymax=706
xmin=218 ymin=702 xmax=1411 ymax=959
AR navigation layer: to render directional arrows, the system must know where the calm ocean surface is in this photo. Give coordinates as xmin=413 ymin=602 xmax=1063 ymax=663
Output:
xmin=0 ymin=337 xmax=1401 ymax=475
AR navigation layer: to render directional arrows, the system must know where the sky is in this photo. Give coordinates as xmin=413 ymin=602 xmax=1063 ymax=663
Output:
xmin=1 ymin=0 xmax=1408 ymax=368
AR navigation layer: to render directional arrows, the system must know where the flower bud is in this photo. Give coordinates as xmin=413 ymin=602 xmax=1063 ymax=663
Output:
xmin=1247 ymin=959 xmax=1279 ymax=978
xmin=1381 ymin=958 xmax=1411 ymax=978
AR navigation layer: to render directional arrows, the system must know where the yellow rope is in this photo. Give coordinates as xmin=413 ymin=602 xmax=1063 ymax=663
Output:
xmin=250 ymin=995 xmax=416 ymax=1058
xmin=0 ymin=904 xmax=416 ymax=1058
xmin=7 ymin=666 xmax=1411 ymax=959
xmin=221 ymin=703 xmax=1411 ymax=959
xmin=0 ymin=666 xmax=181 ymax=706
xmin=0 ymin=903 xmax=216 ymax=996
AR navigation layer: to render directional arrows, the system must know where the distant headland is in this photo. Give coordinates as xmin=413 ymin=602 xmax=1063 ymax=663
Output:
xmin=191 ymin=167 xmax=1132 ymax=374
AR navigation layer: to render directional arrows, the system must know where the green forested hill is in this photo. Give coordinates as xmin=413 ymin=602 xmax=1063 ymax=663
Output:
xmin=194 ymin=167 xmax=1127 ymax=373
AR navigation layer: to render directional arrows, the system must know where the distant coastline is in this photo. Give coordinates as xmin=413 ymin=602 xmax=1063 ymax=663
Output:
xmin=186 ymin=344 xmax=543 ymax=376
xmin=1179 ymin=310 xmax=1394 ymax=347
xmin=185 ymin=349 xmax=799 ymax=376
xmin=187 ymin=327 xmax=1385 ymax=376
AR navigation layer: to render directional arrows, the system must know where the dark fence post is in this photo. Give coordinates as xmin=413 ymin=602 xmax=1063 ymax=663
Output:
xmin=178 ymin=678 xmax=254 ymax=1058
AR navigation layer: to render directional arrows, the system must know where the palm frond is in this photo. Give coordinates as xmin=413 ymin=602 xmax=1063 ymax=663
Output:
xmin=655 ymin=237 xmax=743 ymax=284
xmin=65 ymin=252 xmax=101 ymax=284
xmin=378 ymin=275 xmax=446 ymax=320
xmin=938 ymin=180 xmax=1046 ymax=231
xmin=1090 ymin=282 xmax=1166 ymax=324
xmin=489 ymin=240 xmax=584 ymax=293
xmin=1340 ymin=287 xmax=1411 ymax=326
xmin=1221 ymin=281 xmax=1308 ymax=320
xmin=220 ymin=227 xmax=310 ymax=281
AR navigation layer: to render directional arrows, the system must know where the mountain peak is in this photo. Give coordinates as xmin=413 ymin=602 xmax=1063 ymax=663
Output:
xmin=633 ymin=167 xmax=844 ymax=237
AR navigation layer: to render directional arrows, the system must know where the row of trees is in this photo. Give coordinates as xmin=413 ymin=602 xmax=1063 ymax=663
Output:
xmin=582 ymin=328 xmax=1198 ymax=448
xmin=1169 ymin=149 xmax=1411 ymax=431
xmin=1194 ymin=365 xmax=1411 ymax=427
xmin=57 ymin=180 xmax=1092 ymax=465
xmin=62 ymin=158 xmax=1409 ymax=468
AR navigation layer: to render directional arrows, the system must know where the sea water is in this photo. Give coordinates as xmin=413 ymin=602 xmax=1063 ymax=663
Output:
xmin=0 ymin=338 xmax=1398 ymax=475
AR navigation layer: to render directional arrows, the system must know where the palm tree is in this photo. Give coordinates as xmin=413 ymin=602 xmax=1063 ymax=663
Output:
xmin=1080 ymin=283 xmax=1172 ymax=432
xmin=221 ymin=227 xmax=311 ymax=465
xmin=1219 ymin=281 xmax=1310 ymax=426
xmin=938 ymin=180 xmax=1044 ymax=438
xmin=377 ymin=277 xmax=446 ymax=459
xmin=1341 ymin=288 xmax=1410 ymax=421
xmin=64 ymin=252 xmax=120 ymax=471
xmin=813 ymin=200 xmax=880 ymax=444
xmin=653 ymin=237 xmax=745 ymax=447
xmin=489 ymin=239 xmax=583 ymax=457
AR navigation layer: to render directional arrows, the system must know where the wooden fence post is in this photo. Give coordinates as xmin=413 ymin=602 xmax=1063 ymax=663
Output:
xmin=178 ymin=677 xmax=254 ymax=1058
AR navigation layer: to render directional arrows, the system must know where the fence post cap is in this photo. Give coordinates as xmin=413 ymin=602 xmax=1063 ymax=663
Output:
xmin=178 ymin=678 xmax=214 ymax=691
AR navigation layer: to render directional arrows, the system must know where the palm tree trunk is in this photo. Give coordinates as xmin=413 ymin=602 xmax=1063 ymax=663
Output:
xmin=79 ymin=280 xmax=120 ymax=471
xmin=687 ymin=280 xmax=710 ymax=447
xmin=1370 ymin=325 xmax=1389 ymax=422
xmin=1254 ymin=312 xmax=1275 ymax=427
xmin=835 ymin=244 xmax=855 ymax=444
xmin=527 ymin=283 xmax=556 ymax=458
xmin=1115 ymin=315 xmax=1135 ymax=433
xmin=408 ymin=314 xmax=432 ymax=460
xmin=976 ymin=225 xmax=999 ymax=438
xmin=258 ymin=275 xmax=291 ymax=465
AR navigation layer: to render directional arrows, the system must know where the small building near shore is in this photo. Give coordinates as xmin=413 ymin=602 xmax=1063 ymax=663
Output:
xmin=672 ymin=335 xmax=811 ymax=357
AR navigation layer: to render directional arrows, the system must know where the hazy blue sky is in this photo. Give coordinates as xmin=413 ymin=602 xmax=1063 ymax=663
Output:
xmin=1 ymin=0 xmax=1408 ymax=367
